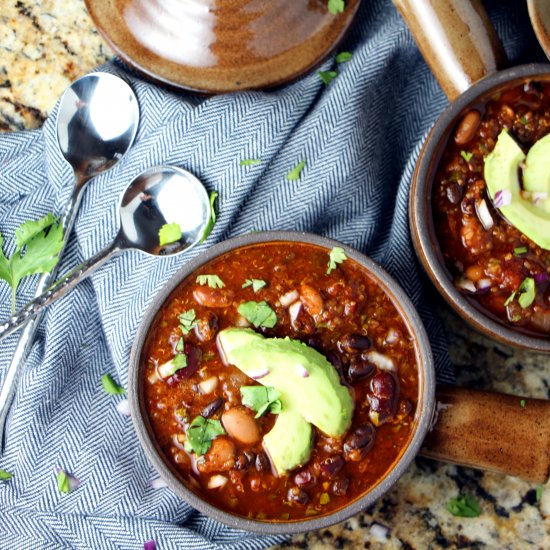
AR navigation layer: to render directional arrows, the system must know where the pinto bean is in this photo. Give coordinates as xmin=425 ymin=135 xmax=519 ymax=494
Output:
xmin=197 ymin=437 xmax=236 ymax=473
xmin=222 ymin=407 xmax=261 ymax=444
xmin=338 ymin=333 xmax=372 ymax=354
xmin=193 ymin=287 xmax=235 ymax=308
xmin=300 ymin=284 xmax=324 ymax=316
xmin=454 ymin=110 xmax=481 ymax=145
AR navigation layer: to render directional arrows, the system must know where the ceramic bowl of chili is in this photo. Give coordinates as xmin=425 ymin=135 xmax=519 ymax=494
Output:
xmin=410 ymin=64 xmax=550 ymax=351
xmin=128 ymin=231 xmax=435 ymax=534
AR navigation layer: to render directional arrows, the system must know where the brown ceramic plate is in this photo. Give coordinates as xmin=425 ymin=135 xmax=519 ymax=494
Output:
xmin=528 ymin=0 xmax=550 ymax=61
xmin=85 ymin=0 xmax=361 ymax=93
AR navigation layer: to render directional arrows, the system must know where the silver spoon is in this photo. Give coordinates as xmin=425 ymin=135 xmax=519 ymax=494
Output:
xmin=0 ymin=166 xmax=211 ymax=342
xmin=0 ymin=72 xmax=139 ymax=449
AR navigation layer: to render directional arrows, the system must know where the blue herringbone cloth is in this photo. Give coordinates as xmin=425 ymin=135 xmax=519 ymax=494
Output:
xmin=0 ymin=0 xmax=542 ymax=548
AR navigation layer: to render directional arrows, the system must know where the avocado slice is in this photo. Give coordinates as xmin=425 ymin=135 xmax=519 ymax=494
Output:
xmin=262 ymin=409 xmax=313 ymax=476
xmin=485 ymin=130 xmax=550 ymax=250
xmin=523 ymin=133 xmax=550 ymax=212
xmin=217 ymin=328 xmax=354 ymax=437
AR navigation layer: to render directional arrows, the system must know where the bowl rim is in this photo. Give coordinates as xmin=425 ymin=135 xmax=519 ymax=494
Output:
xmin=410 ymin=63 xmax=550 ymax=352
xmin=128 ymin=230 xmax=435 ymax=535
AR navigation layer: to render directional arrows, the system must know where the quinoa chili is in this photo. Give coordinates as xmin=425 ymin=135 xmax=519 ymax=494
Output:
xmin=142 ymin=242 xmax=419 ymax=521
xmin=433 ymin=81 xmax=550 ymax=335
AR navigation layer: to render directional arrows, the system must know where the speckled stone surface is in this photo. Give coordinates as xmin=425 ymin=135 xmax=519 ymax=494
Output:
xmin=2 ymin=1 xmax=549 ymax=548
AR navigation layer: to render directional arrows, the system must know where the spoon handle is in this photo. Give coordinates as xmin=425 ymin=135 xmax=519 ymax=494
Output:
xmin=0 ymin=244 xmax=119 ymax=344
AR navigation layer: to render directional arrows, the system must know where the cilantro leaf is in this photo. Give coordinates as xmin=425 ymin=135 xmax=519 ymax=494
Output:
xmin=0 ymin=468 xmax=13 ymax=481
xmin=178 ymin=309 xmax=197 ymax=335
xmin=326 ymin=246 xmax=347 ymax=274
xmin=200 ymin=191 xmax=219 ymax=243
xmin=196 ymin=274 xmax=225 ymax=288
xmin=237 ymin=301 xmax=277 ymax=328
xmin=286 ymin=160 xmax=306 ymax=181
xmin=241 ymin=386 xmax=282 ymax=418
xmin=176 ymin=337 xmax=184 ymax=352
xmin=318 ymin=71 xmax=338 ymax=85
xmin=158 ymin=223 xmax=182 ymax=246
xmin=518 ymin=277 xmax=535 ymax=308
xmin=101 ymin=373 xmax=125 ymax=395
xmin=460 ymin=150 xmax=473 ymax=162
xmin=328 ymin=0 xmax=345 ymax=14
xmin=240 ymin=159 xmax=261 ymax=166
xmin=446 ymin=494 xmax=480 ymax=517
xmin=242 ymin=279 xmax=267 ymax=292
xmin=172 ymin=354 xmax=188 ymax=370
xmin=336 ymin=51 xmax=352 ymax=63
xmin=185 ymin=416 xmax=225 ymax=456
xmin=14 ymin=213 xmax=57 ymax=250
xmin=57 ymin=470 xmax=71 ymax=494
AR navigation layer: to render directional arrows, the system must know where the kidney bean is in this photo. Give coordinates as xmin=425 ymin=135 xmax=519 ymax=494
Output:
xmin=201 ymin=397 xmax=224 ymax=419
xmin=193 ymin=286 xmax=235 ymax=308
xmin=305 ymin=334 xmax=323 ymax=351
xmin=222 ymin=408 xmax=261 ymax=444
xmin=300 ymin=284 xmax=324 ymax=316
xmin=255 ymin=452 xmax=270 ymax=472
xmin=235 ymin=451 xmax=255 ymax=471
xmin=371 ymin=371 xmax=397 ymax=399
xmin=344 ymin=424 xmax=376 ymax=462
xmin=195 ymin=312 xmax=219 ymax=342
xmin=294 ymin=468 xmax=315 ymax=488
xmin=167 ymin=343 xmax=201 ymax=385
xmin=367 ymin=372 xmax=399 ymax=426
xmin=331 ymin=478 xmax=350 ymax=497
xmin=287 ymin=487 xmax=310 ymax=505
xmin=338 ymin=333 xmax=372 ymax=354
xmin=319 ymin=455 xmax=344 ymax=479
xmin=454 ymin=110 xmax=481 ymax=145
xmin=347 ymin=356 xmax=375 ymax=383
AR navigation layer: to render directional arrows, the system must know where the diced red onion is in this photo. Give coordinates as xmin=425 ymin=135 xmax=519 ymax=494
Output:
xmin=250 ymin=366 xmax=270 ymax=380
xmin=296 ymin=364 xmax=309 ymax=378
xmin=198 ymin=376 xmax=218 ymax=395
xmin=369 ymin=522 xmax=390 ymax=541
xmin=116 ymin=399 xmax=131 ymax=416
xmin=288 ymin=301 xmax=302 ymax=325
xmin=144 ymin=541 xmax=156 ymax=550
xmin=55 ymin=468 xmax=81 ymax=491
xmin=476 ymin=278 xmax=492 ymax=294
xmin=455 ymin=276 xmax=477 ymax=293
xmin=533 ymin=191 xmax=548 ymax=205
xmin=475 ymin=198 xmax=494 ymax=230
xmin=384 ymin=328 xmax=400 ymax=345
xmin=280 ymin=289 xmax=299 ymax=308
xmin=493 ymin=189 xmax=512 ymax=208
xmin=365 ymin=350 xmax=395 ymax=371
xmin=207 ymin=474 xmax=228 ymax=489
xmin=534 ymin=272 xmax=549 ymax=283
xmin=149 ymin=478 xmax=168 ymax=489
xmin=216 ymin=335 xmax=229 ymax=366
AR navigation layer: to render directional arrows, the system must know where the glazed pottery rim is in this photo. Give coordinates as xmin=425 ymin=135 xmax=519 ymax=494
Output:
xmin=128 ymin=231 xmax=435 ymax=535
xmin=411 ymin=63 xmax=550 ymax=352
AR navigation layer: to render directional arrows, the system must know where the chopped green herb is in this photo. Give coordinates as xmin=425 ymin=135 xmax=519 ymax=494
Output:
xmin=0 ymin=469 xmax=13 ymax=481
xmin=318 ymin=70 xmax=338 ymax=85
xmin=319 ymin=492 xmax=331 ymax=505
xmin=0 ymin=213 xmax=64 ymax=313
xmin=158 ymin=222 xmax=182 ymax=246
xmin=520 ymin=399 xmax=526 ymax=408
xmin=240 ymin=159 xmax=261 ymax=166
xmin=196 ymin=274 xmax=225 ymax=288
xmin=57 ymin=470 xmax=71 ymax=494
xmin=446 ymin=494 xmax=481 ymax=517
xmin=536 ymin=485 xmax=544 ymax=502
xmin=200 ymin=191 xmax=219 ymax=243
xmin=171 ymin=353 xmax=188 ymax=370
xmin=178 ymin=309 xmax=197 ymax=335
xmin=336 ymin=51 xmax=352 ymax=63
xmin=327 ymin=0 xmax=345 ymax=14
xmin=504 ymin=292 xmax=516 ymax=307
xmin=460 ymin=150 xmax=473 ymax=162
xmin=326 ymin=246 xmax=347 ymax=274
xmin=514 ymin=246 xmax=528 ymax=255
xmin=185 ymin=416 xmax=225 ymax=456
xmin=240 ymin=386 xmax=282 ymax=418
xmin=286 ymin=160 xmax=306 ymax=181
xmin=101 ymin=373 xmax=125 ymax=395
xmin=237 ymin=301 xmax=277 ymax=328
xmin=242 ymin=279 xmax=267 ymax=292
xmin=176 ymin=337 xmax=184 ymax=352
xmin=520 ymin=116 xmax=528 ymax=125
xmin=518 ymin=277 xmax=536 ymax=308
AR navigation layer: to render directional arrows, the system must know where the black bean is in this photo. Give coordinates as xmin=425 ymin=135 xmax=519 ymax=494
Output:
xmin=371 ymin=372 xmax=397 ymax=399
xmin=446 ymin=183 xmax=463 ymax=205
xmin=287 ymin=487 xmax=310 ymax=505
xmin=331 ymin=478 xmax=350 ymax=496
xmin=201 ymin=397 xmax=223 ymax=418
xmin=319 ymin=455 xmax=344 ymax=479
xmin=255 ymin=452 xmax=270 ymax=472
xmin=306 ymin=335 xmax=323 ymax=351
xmin=235 ymin=451 xmax=255 ymax=470
xmin=294 ymin=468 xmax=314 ymax=488
xmin=347 ymin=357 xmax=375 ymax=383
xmin=344 ymin=424 xmax=376 ymax=461
xmin=338 ymin=333 xmax=372 ymax=354
xmin=326 ymin=350 xmax=343 ymax=370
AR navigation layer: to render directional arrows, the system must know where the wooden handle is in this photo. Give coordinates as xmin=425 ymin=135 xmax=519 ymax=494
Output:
xmin=420 ymin=385 xmax=550 ymax=483
xmin=392 ymin=0 xmax=507 ymax=100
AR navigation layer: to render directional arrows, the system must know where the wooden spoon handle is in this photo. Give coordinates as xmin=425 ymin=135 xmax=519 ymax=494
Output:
xmin=420 ymin=385 xmax=550 ymax=483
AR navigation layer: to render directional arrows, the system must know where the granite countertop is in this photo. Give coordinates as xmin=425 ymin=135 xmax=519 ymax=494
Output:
xmin=2 ymin=1 xmax=549 ymax=548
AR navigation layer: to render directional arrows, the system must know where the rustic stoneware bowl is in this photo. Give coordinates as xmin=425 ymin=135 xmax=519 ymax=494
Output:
xmin=128 ymin=231 xmax=435 ymax=534
xmin=528 ymin=0 xmax=550 ymax=61
xmin=85 ymin=0 xmax=361 ymax=93
xmin=393 ymin=0 xmax=550 ymax=351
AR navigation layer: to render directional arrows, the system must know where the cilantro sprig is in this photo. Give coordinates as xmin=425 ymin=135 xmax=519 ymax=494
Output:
xmin=184 ymin=416 xmax=225 ymax=456
xmin=242 ymin=279 xmax=266 ymax=292
xmin=0 ymin=213 xmax=63 ymax=313
xmin=178 ymin=309 xmax=197 ymax=336
xmin=318 ymin=71 xmax=338 ymax=85
xmin=518 ymin=277 xmax=535 ymax=308
xmin=196 ymin=274 xmax=225 ymax=288
xmin=237 ymin=301 xmax=277 ymax=328
xmin=446 ymin=494 xmax=480 ymax=517
xmin=240 ymin=159 xmax=261 ymax=167
xmin=286 ymin=160 xmax=306 ymax=181
xmin=241 ymin=386 xmax=282 ymax=418
xmin=326 ymin=246 xmax=347 ymax=274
